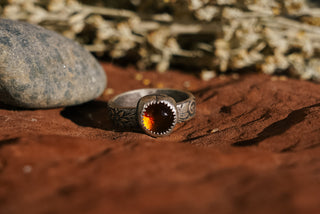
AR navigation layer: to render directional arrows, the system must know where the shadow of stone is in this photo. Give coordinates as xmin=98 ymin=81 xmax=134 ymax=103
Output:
xmin=0 ymin=102 xmax=35 ymax=111
xmin=60 ymin=100 xmax=114 ymax=131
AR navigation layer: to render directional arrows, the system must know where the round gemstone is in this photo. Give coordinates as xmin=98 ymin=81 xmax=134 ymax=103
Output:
xmin=142 ymin=102 xmax=175 ymax=133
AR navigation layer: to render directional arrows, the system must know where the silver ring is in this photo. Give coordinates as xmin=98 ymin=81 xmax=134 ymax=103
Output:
xmin=108 ymin=88 xmax=196 ymax=137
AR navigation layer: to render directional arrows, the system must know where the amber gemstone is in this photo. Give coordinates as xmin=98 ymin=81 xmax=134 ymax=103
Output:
xmin=142 ymin=102 xmax=175 ymax=133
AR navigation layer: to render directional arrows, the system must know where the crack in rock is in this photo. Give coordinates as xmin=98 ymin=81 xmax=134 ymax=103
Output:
xmin=82 ymin=147 xmax=112 ymax=164
xmin=232 ymin=103 xmax=320 ymax=147
xmin=0 ymin=137 xmax=20 ymax=149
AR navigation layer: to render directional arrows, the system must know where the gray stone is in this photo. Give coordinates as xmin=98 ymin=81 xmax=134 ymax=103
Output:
xmin=0 ymin=19 xmax=107 ymax=108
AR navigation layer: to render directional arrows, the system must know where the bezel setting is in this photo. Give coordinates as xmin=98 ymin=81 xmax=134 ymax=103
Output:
xmin=137 ymin=94 xmax=178 ymax=137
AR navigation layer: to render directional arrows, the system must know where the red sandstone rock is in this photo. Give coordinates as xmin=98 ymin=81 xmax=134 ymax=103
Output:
xmin=1 ymin=63 xmax=320 ymax=214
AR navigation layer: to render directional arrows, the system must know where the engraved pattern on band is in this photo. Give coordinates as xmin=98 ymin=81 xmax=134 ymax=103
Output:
xmin=108 ymin=89 xmax=195 ymax=129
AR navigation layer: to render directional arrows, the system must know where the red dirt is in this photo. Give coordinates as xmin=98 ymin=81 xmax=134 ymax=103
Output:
xmin=1 ymin=63 xmax=320 ymax=214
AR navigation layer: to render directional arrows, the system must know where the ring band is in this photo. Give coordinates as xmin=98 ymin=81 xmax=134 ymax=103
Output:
xmin=108 ymin=88 xmax=196 ymax=137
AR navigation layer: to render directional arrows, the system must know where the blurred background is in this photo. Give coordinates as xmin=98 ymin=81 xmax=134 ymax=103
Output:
xmin=1 ymin=0 xmax=320 ymax=81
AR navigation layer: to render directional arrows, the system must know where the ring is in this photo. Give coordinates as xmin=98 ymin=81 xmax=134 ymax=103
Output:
xmin=108 ymin=88 xmax=196 ymax=137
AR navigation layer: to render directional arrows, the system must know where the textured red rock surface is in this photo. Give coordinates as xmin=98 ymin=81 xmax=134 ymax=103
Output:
xmin=1 ymin=63 xmax=320 ymax=214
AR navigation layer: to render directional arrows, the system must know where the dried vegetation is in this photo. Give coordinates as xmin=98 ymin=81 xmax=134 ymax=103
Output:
xmin=1 ymin=0 xmax=320 ymax=80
